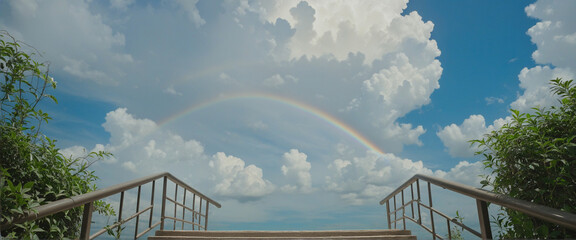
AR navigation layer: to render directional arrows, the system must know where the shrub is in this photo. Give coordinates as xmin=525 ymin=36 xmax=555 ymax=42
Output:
xmin=473 ymin=78 xmax=576 ymax=239
xmin=1 ymin=31 xmax=113 ymax=239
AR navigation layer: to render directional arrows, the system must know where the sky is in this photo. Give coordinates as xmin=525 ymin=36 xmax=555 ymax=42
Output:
xmin=2 ymin=0 xmax=576 ymax=236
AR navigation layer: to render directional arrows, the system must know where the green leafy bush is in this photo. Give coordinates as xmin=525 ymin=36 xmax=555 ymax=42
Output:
xmin=1 ymin=31 xmax=113 ymax=239
xmin=473 ymin=78 xmax=576 ymax=239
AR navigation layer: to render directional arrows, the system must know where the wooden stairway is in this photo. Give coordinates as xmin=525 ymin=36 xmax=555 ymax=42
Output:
xmin=148 ymin=229 xmax=416 ymax=239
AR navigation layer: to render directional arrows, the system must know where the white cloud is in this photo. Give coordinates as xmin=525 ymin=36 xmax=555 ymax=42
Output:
xmin=511 ymin=65 xmax=574 ymax=112
xmin=263 ymin=74 xmax=286 ymax=87
xmin=437 ymin=115 xmax=511 ymax=158
xmin=280 ymin=149 xmax=312 ymax=193
xmin=439 ymin=0 xmax=576 ymax=161
xmin=110 ymin=0 xmax=134 ymax=11
xmin=223 ymin=1 xmax=441 ymax=154
xmin=98 ymin=108 xmax=207 ymax=177
xmin=362 ymin=53 xmax=441 ymax=121
xmin=436 ymin=161 xmax=487 ymax=188
xmin=175 ymin=0 xmax=206 ymax=28
xmin=248 ymin=120 xmax=269 ymax=130
xmin=263 ymin=74 xmax=298 ymax=87
xmin=485 ymin=96 xmax=504 ymax=105
xmin=257 ymin=0 xmax=423 ymax=64
xmin=509 ymin=0 xmax=576 ymax=113
xmin=210 ymin=152 xmax=276 ymax=201
xmin=61 ymin=56 xmax=115 ymax=85
xmin=0 ymin=0 xmax=446 ymax=155
xmin=101 ymin=108 xmax=157 ymax=150
xmin=325 ymin=151 xmax=428 ymax=205
xmin=2 ymin=0 xmax=132 ymax=85
xmin=325 ymin=149 xmax=486 ymax=205
xmin=163 ymin=85 xmax=183 ymax=96
xmin=64 ymin=108 xmax=278 ymax=202
xmin=525 ymin=1 xmax=576 ymax=69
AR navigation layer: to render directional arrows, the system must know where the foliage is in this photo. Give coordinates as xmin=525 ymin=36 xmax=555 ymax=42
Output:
xmin=472 ymin=78 xmax=576 ymax=239
xmin=447 ymin=211 xmax=464 ymax=240
xmin=0 ymin=31 xmax=114 ymax=239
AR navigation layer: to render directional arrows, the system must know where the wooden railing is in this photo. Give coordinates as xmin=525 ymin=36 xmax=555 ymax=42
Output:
xmin=380 ymin=174 xmax=576 ymax=239
xmin=0 ymin=172 xmax=221 ymax=239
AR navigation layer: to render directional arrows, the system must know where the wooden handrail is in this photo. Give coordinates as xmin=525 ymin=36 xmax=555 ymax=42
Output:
xmin=1 ymin=172 xmax=221 ymax=239
xmin=380 ymin=174 xmax=576 ymax=239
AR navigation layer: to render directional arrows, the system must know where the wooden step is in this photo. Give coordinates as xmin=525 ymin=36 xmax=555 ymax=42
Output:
xmin=149 ymin=230 xmax=416 ymax=240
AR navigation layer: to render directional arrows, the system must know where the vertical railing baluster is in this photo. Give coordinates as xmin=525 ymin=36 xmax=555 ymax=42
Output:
xmin=192 ymin=193 xmax=196 ymax=230
xmin=427 ymin=182 xmax=436 ymax=239
xmin=182 ymin=190 xmax=187 ymax=230
xmin=160 ymin=176 xmax=168 ymax=230
xmin=199 ymin=197 xmax=203 ymax=230
xmin=386 ymin=200 xmax=391 ymax=229
xmin=118 ymin=191 xmax=125 ymax=236
xmin=447 ymin=218 xmax=452 ymax=240
xmin=477 ymin=200 xmax=492 ymax=239
xmin=401 ymin=189 xmax=406 ymax=230
xmin=149 ymin=180 xmax=155 ymax=229
xmin=410 ymin=183 xmax=415 ymax=219
xmin=393 ymin=195 xmax=397 ymax=229
xmin=204 ymin=199 xmax=210 ymax=231
xmin=416 ymin=179 xmax=422 ymax=224
xmin=79 ymin=202 xmax=93 ymax=240
xmin=173 ymin=184 xmax=178 ymax=230
xmin=134 ymin=185 xmax=142 ymax=239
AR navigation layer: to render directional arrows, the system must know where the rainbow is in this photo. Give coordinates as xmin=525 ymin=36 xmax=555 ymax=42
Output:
xmin=158 ymin=92 xmax=385 ymax=155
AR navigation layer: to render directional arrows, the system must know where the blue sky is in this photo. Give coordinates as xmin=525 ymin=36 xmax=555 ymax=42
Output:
xmin=2 ymin=0 xmax=576 ymax=236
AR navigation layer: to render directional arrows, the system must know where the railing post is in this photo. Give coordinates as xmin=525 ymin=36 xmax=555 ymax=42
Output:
xmin=401 ymin=189 xmax=406 ymax=230
xmin=79 ymin=202 xmax=93 ymax=240
xmin=447 ymin=218 xmax=452 ymax=240
xmin=204 ymin=200 xmax=210 ymax=231
xmin=118 ymin=191 xmax=125 ymax=235
xmin=182 ymin=190 xmax=187 ymax=230
xmin=428 ymin=182 xmax=436 ymax=240
xmin=160 ymin=176 xmax=168 ymax=230
xmin=476 ymin=200 xmax=493 ymax=239
xmin=410 ymin=183 xmax=415 ymax=219
xmin=192 ymin=193 xmax=197 ymax=230
xmin=416 ymin=179 xmax=422 ymax=224
xmin=173 ymin=183 xmax=178 ymax=230
xmin=393 ymin=195 xmax=397 ymax=229
xmin=199 ymin=196 xmax=204 ymax=230
xmin=149 ymin=180 xmax=156 ymax=229
xmin=134 ymin=185 xmax=142 ymax=239
xmin=386 ymin=200 xmax=391 ymax=229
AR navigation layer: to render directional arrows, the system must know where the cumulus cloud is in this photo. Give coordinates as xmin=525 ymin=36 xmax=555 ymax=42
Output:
xmin=210 ymin=152 xmax=276 ymax=201
xmin=362 ymin=53 xmax=441 ymax=123
xmin=163 ymin=85 xmax=183 ymax=96
xmin=525 ymin=1 xmax=576 ymax=69
xmin=485 ymin=96 xmax=504 ymax=105
xmin=62 ymin=108 xmax=277 ymax=202
xmin=175 ymin=0 xmax=206 ymax=28
xmin=510 ymin=0 xmax=576 ymax=112
xmin=3 ymin=0 xmax=465 ymax=211
xmin=439 ymin=0 xmax=576 ymax=160
xmin=263 ymin=74 xmax=298 ymax=87
xmin=223 ymin=0 xmax=442 ymax=153
xmin=2 ymin=0 xmax=132 ymax=85
xmin=98 ymin=108 xmax=207 ymax=176
xmin=437 ymin=115 xmax=511 ymax=158
xmin=325 ymin=150 xmax=486 ymax=205
xmin=257 ymin=0 xmax=422 ymax=64
xmin=511 ymin=65 xmax=574 ymax=112
xmin=0 ymin=0 xmax=446 ymax=155
xmin=110 ymin=0 xmax=134 ymax=11
xmin=436 ymin=161 xmax=487 ymax=187
xmin=280 ymin=149 xmax=312 ymax=193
